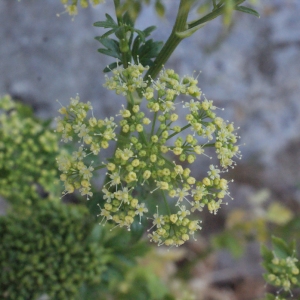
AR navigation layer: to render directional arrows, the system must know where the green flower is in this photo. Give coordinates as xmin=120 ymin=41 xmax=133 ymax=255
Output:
xmin=0 ymin=95 xmax=62 ymax=206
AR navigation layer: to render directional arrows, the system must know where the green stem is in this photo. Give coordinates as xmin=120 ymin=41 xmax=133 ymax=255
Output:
xmin=166 ymin=124 xmax=191 ymax=141
xmin=161 ymin=190 xmax=171 ymax=216
xmin=187 ymin=0 xmax=245 ymax=29
xmin=203 ymin=143 xmax=215 ymax=148
xmin=150 ymin=112 xmax=157 ymax=138
xmin=127 ymin=91 xmax=135 ymax=106
xmin=143 ymin=0 xmax=193 ymax=82
xmin=94 ymin=164 xmax=107 ymax=171
xmin=122 ymin=53 xmax=129 ymax=69
xmin=139 ymin=131 xmax=148 ymax=145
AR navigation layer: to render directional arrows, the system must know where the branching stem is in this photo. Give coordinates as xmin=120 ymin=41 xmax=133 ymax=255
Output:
xmin=144 ymin=0 xmax=193 ymax=82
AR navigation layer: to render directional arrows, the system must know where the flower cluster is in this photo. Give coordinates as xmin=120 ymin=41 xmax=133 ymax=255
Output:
xmin=0 ymin=95 xmax=61 ymax=206
xmin=262 ymin=237 xmax=300 ymax=299
xmin=266 ymin=254 xmax=299 ymax=292
xmin=104 ymin=63 xmax=149 ymax=96
xmin=56 ymin=65 xmax=241 ymax=247
xmin=56 ymin=95 xmax=117 ymax=199
xmin=59 ymin=0 xmax=105 ymax=16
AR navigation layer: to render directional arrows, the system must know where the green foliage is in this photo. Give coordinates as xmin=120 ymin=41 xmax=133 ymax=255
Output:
xmin=79 ymin=225 xmax=173 ymax=300
xmin=0 ymin=95 xmax=62 ymax=206
xmin=94 ymin=13 xmax=163 ymax=72
xmin=261 ymin=236 xmax=300 ymax=299
xmin=0 ymin=200 xmax=106 ymax=300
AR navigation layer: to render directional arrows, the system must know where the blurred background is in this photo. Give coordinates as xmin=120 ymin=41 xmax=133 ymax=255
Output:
xmin=1 ymin=0 xmax=300 ymax=299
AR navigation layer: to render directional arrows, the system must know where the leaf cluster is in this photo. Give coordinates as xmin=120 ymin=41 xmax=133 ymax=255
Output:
xmin=94 ymin=13 xmax=163 ymax=72
xmin=0 ymin=201 xmax=107 ymax=300
xmin=79 ymin=223 xmax=174 ymax=300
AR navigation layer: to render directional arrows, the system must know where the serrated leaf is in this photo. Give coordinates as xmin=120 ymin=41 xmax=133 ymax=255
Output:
xmin=97 ymin=38 xmax=119 ymax=52
xmin=148 ymin=41 xmax=164 ymax=56
xmin=96 ymin=38 xmax=121 ymax=60
xmin=122 ymin=11 xmax=134 ymax=27
xmin=97 ymin=48 xmax=121 ymax=59
xmin=133 ymin=28 xmax=146 ymax=43
xmin=132 ymin=36 xmax=141 ymax=60
xmin=114 ymin=27 xmax=125 ymax=40
xmin=139 ymin=40 xmax=163 ymax=59
xmin=97 ymin=28 xmax=118 ymax=39
xmin=143 ymin=26 xmax=157 ymax=37
xmin=235 ymin=5 xmax=260 ymax=18
xmin=93 ymin=13 xmax=118 ymax=29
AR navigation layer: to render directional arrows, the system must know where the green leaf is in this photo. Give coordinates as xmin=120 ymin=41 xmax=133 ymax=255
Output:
xmin=96 ymin=38 xmax=121 ymax=59
xmin=97 ymin=48 xmax=121 ymax=59
xmin=93 ymin=14 xmax=118 ymax=29
xmin=122 ymin=11 xmax=134 ymax=27
xmin=130 ymin=221 xmax=145 ymax=243
xmin=96 ymin=28 xmax=118 ymax=39
xmin=138 ymin=40 xmax=163 ymax=59
xmin=133 ymin=28 xmax=146 ymax=43
xmin=140 ymin=59 xmax=154 ymax=67
xmin=132 ymin=36 xmax=142 ymax=60
xmin=143 ymin=26 xmax=157 ymax=38
xmin=235 ymin=5 xmax=260 ymax=18
xmin=96 ymin=38 xmax=119 ymax=52
xmin=271 ymin=236 xmax=291 ymax=258
xmin=261 ymin=244 xmax=273 ymax=262
xmin=114 ymin=27 xmax=125 ymax=40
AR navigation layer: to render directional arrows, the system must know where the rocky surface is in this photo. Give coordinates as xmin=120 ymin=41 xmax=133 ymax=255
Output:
xmin=1 ymin=0 xmax=299 ymax=168
xmin=0 ymin=6 xmax=299 ymax=198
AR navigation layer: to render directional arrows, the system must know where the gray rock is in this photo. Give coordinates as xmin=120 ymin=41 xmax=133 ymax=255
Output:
xmin=1 ymin=0 xmax=299 ymax=203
